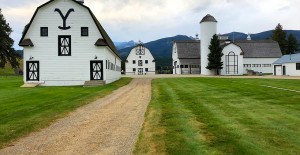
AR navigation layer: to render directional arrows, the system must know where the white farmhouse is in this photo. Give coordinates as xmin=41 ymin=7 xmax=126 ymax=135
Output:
xmin=125 ymin=42 xmax=156 ymax=75
xmin=172 ymin=14 xmax=282 ymax=75
xmin=19 ymin=0 xmax=121 ymax=86
xmin=273 ymin=53 xmax=300 ymax=76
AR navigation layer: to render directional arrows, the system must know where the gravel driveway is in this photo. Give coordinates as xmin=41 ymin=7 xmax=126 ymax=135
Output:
xmin=0 ymin=78 xmax=152 ymax=155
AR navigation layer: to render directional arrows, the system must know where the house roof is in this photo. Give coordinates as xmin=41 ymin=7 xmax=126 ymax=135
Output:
xmin=19 ymin=0 xmax=120 ymax=58
xmin=175 ymin=40 xmax=200 ymax=59
xmin=234 ymin=40 xmax=282 ymax=58
xmin=200 ymin=14 xmax=217 ymax=23
xmin=273 ymin=53 xmax=300 ymax=64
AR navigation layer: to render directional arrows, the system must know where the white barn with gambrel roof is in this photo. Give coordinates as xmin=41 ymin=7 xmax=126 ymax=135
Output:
xmin=19 ymin=0 xmax=121 ymax=86
xmin=125 ymin=42 xmax=156 ymax=75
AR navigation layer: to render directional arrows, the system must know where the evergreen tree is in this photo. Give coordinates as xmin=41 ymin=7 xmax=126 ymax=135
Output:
xmin=272 ymin=23 xmax=287 ymax=55
xmin=286 ymin=33 xmax=298 ymax=54
xmin=206 ymin=34 xmax=223 ymax=75
xmin=0 ymin=8 xmax=20 ymax=69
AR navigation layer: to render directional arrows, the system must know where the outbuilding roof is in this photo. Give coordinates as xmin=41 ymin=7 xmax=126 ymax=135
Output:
xmin=234 ymin=40 xmax=282 ymax=58
xmin=19 ymin=0 xmax=120 ymax=58
xmin=175 ymin=40 xmax=200 ymax=59
xmin=273 ymin=53 xmax=300 ymax=64
xmin=200 ymin=14 xmax=217 ymax=23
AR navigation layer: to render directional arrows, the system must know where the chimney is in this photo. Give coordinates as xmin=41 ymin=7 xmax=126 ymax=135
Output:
xmin=77 ymin=0 xmax=84 ymax=4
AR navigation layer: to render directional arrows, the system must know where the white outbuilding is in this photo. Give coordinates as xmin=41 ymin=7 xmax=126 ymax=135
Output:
xmin=125 ymin=42 xmax=156 ymax=75
xmin=273 ymin=53 xmax=300 ymax=76
xmin=19 ymin=0 xmax=121 ymax=86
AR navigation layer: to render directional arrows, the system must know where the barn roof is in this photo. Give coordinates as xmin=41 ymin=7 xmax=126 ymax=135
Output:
xmin=179 ymin=59 xmax=200 ymax=65
xmin=175 ymin=40 xmax=200 ymax=59
xmin=273 ymin=53 xmax=300 ymax=64
xmin=200 ymin=14 xmax=217 ymax=23
xmin=234 ymin=40 xmax=282 ymax=58
xmin=19 ymin=0 xmax=120 ymax=58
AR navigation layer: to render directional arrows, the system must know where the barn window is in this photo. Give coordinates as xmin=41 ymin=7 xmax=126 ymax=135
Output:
xmin=81 ymin=27 xmax=89 ymax=36
xmin=40 ymin=27 xmax=48 ymax=36
xmin=136 ymin=45 xmax=145 ymax=55
xmin=296 ymin=63 xmax=300 ymax=70
xmin=225 ymin=51 xmax=238 ymax=74
xmin=138 ymin=60 xmax=143 ymax=66
xmin=58 ymin=35 xmax=71 ymax=56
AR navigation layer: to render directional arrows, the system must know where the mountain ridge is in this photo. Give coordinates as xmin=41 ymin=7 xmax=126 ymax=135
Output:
xmin=116 ymin=30 xmax=300 ymax=67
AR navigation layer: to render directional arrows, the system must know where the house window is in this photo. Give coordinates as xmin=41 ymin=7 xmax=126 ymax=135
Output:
xmin=296 ymin=63 xmax=300 ymax=70
xmin=133 ymin=60 xmax=136 ymax=64
xmin=262 ymin=64 xmax=271 ymax=67
xmin=185 ymin=65 xmax=189 ymax=68
xmin=58 ymin=35 xmax=71 ymax=56
xmin=244 ymin=64 xmax=251 ymax=68
xmin=81 ymin=27 xmax=88 ymax=36
xmin=145 ymin=60 xmax=148 ymax=64
xmin=133 ymin=68 xmax=136 ymax=72
xmin=40 ymin=27 xmax=48 ymax=36
xmin=180 ymin=65 xmax=183 ymax=68
xmin=145 ymin=68 xmax=148 ymax=72
xmin=252 ymin=64 xmax=261 ymax=67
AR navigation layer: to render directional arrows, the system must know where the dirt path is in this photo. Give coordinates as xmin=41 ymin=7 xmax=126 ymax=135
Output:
xmin=0 ymin=78 xmax=152 ymax=155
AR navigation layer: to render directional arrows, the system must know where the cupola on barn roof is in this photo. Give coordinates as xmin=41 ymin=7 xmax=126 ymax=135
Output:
xmin=200 ymin=14 xmax=218 ymax=23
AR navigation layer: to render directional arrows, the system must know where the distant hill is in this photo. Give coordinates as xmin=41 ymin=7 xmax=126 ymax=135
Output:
xmin=118 ymin=35 xmax=192 ymax=66
xmin=225 ymin=30 xmax=300 ymax=43
xmin=114 ymin=40 xmax=136 ymax=50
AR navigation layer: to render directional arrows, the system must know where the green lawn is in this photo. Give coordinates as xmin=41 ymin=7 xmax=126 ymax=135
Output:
xmin=0 ymin=76 xmax=131 ymax=148
xmin=134 ymin=78 xmax=300 ymax=155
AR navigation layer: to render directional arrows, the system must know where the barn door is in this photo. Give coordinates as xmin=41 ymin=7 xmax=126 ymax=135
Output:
xmin=90 ymin=61 xmax=103 ymax=80
xmin=26 ymin=61 xmax=39 ymax=81
xmin=138 ymin=68 xmax=143 ymax=75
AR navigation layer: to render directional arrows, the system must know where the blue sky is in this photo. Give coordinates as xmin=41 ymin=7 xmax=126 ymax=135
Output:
xmin=1 ymin=0 xmax=299 ymax=50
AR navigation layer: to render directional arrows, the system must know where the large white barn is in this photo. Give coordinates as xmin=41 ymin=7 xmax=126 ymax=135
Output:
xmin=19 ymin=0 xmax=121 ymax=86
xmin=173 ymin=14 xmax=282 ymax=75
xmin=125 ymin=42 xmax=156 ymax=75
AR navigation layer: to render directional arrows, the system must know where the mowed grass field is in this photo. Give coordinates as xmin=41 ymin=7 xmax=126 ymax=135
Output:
xmin=135 ymin=78 xmax=300 ymax=155
xmin=0 ymin=76 xmax=131 ymax=148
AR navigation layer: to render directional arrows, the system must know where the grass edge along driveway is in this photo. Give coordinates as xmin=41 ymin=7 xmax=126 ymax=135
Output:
xmin=134 ymin=77 xmax=300 ymax=155
xmin=0 ymin=76 xmax=132 ymax=149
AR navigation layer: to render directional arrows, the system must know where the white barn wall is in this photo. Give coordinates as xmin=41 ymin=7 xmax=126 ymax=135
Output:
xmin=105 ymin=49 xmax=121 ymax=84
xmin=23 ymin=0 xmax=121 ymax=86
xmin=243 ymin=58 xmax=278 ymax=74
xmin=283 ymin=63 xmax=300 ymax=76
xmin=172 ymin=44 xmax=181 ymax=74
xmin=220 ymin=44 xmax=244 ymax=75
